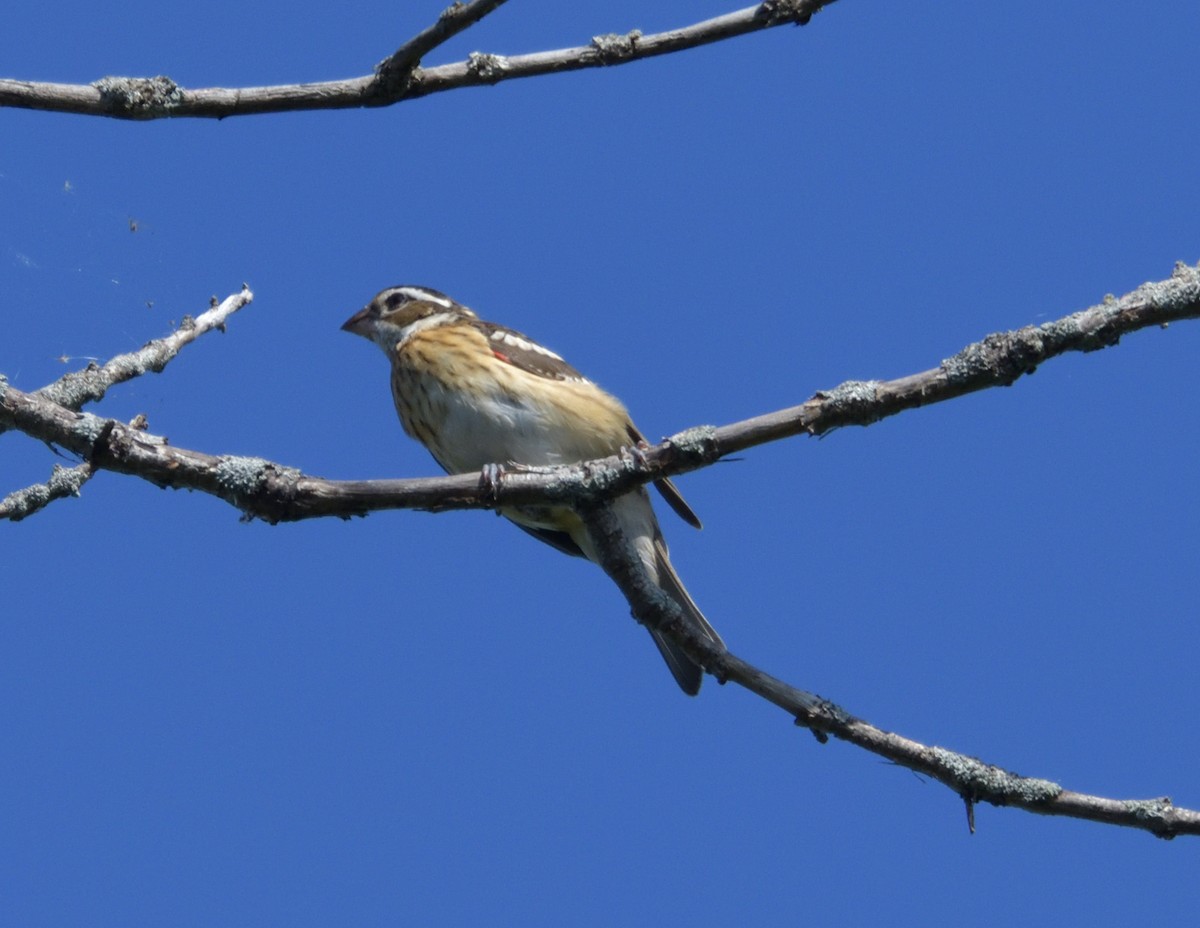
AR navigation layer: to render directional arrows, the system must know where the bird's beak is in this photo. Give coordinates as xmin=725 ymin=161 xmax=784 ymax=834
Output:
xmin=341 ymin=306 xmax=372 ymax=336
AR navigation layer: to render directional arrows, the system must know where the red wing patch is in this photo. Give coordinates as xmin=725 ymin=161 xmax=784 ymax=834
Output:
xmin=474 ymin=321 xmax=587 ymax=382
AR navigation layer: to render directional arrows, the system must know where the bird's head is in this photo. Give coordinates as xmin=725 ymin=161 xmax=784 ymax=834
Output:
xmin=341 ymin=285 xmax=475 ymax=353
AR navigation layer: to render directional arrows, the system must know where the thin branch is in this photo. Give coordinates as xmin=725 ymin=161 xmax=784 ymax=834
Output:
xmin=0 ymin=288 xmax=252 ymax=520
xmin=32 ymin=286 xmax=254 ymax=413
xmin=0 ymin=1 xmax=837 ymax=119
xmin=5 ymin=263 xmax=1195 ymax=524
xmin=376 ymin=0 xmax=511 ymax=91
xmin=709 ymin=260 xmax=1200 ymax=451
xmin=0 ymin=461 xmax=97 ymax=521
xmin=578 ymin=502 xmax=1200 ymax=838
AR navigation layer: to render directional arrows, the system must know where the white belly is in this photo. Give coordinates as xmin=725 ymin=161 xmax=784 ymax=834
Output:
xmin=412 ymin=378 xmax=626 ymax=476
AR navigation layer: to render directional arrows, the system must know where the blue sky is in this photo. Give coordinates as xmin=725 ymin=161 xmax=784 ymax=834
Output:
xmin=3 ymin=1 xmax=1199 ymax=924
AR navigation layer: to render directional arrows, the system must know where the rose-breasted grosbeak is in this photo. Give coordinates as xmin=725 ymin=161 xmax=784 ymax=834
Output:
xmin=342 ymin=285 xmax=724 ymax=695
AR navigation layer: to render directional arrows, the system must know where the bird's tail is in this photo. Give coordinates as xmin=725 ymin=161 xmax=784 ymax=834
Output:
xmin=646 ymin=535 xmax=725 ymax=696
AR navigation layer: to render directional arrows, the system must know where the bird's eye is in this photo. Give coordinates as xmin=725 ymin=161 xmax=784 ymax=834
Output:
xmin=385 ymin=292 xmax=409 ymax=311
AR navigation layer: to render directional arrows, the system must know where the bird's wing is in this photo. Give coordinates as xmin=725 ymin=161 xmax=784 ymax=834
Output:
xmin=471 ymin=319 xmax=702 ymax=530
xmin=469 ymin=321 xmax=589 ymax=382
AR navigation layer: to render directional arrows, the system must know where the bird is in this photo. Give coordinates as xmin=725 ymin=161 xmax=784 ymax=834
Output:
xmin=341 ymin=285 xmax=724 ymax=695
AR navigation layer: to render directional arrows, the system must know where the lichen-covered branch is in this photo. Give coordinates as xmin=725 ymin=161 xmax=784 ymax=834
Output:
xmin=4 ymin=265 xmax=1198 ymax=833
xmin=0 ymin=287 xmax=253 ymax=520
xmin=2 ymin=264 xmax=1197 ymax=524
xmin=706 ymin=260 xmax=1200 ymax=455
xmin=32 ymin=286 xmax=253 ymax=414
xmin=578 ymin=502 xmax=1200 ymax=838
xmin=0 ymin=461 xmax=97 ymax=521
xmin=0 ymin=1 xmax=838 ymax=119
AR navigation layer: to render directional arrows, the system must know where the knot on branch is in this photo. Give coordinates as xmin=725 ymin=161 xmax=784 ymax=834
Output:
xmin=92 ymin=76 xmax=182 ymax=118
xmin=213 ymin=455 xmax=301 ymax=522
xmin=591 ymin=30 xmax=642 ymax=63
xmin=665 ymin=425 xmax=720 ymax=464
xmin=1123 ymin=798 xmax=1177 ymax=837
xmin=467 ymin=52 xmax=509 ymax=83
xmin=812 ymin=380 xmax=882 ymax=430
xmin=49 ymin=463 xmax=90 ymax=496
xmin=790 ymin=695 xmax=856 ymax=739
xmin=942 ymin=328 xmax=1047 ymax=387
xmin=375 ymin=63 xmax=422 ymax=97
xmin=756 ymin=0 xmax=825 ymax=26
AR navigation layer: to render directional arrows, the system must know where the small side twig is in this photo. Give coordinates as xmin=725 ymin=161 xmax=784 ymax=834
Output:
xmin=33 ymin=285 xmax=253 ymax=413
xmin=376 ymin=0 xmax=511 ymax=91
xmin=0 ymin=461 xmax=97 ymax=521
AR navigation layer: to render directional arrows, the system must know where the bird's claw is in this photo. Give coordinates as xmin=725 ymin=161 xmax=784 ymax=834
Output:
xmin=479 ymin=462 xmax=505 ymax=504
xmin=623 ymin=440 xmax=651 ymax=468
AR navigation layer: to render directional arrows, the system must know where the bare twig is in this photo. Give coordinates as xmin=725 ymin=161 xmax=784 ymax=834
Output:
xmin=32 ymin=286 xmax=254 ymax=414
xmin=0 ymin=2 xmax=838 ymax=119
xmin=376 ymin=0 xmax=511 ymax=91
xmin=578 ymin=501 xmax=1200 ymax=838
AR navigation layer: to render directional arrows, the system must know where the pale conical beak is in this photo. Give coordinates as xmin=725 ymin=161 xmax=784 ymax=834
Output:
xmin=341 ymin=306 xmax=372 ymax=336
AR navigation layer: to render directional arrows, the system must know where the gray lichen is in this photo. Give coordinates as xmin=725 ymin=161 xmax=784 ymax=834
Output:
xmin=75 ymin=413 xmax=111 ymax=444
xmin=817 ymin=380 xmax=884 ymax=424
xmin=0 ymin=463 xmax=92 ymax=521
xmin=91 ymin=75 xmax=183 ymax=115
xmin=667 ymin=425 xmax=718 ymax=460
xmin=591 ymin=30 xmax=642 ymax=62
xmin=1036 ymin=311 xmax=1085 ymax=344
xmin=930 ymin=747 xmax=1062 ymax=803
xmin=941 ymin=328 xmax=1046 ymax=385
xmin=1123 ymin=797 xmax=1174 ymax=823
xmin=467 ymin=53 xmax=509 ymax=82
xmin=822 ymin=379 xmax=881 ymax=405
xmin=213 ymin=456 xmax=273 ymax=496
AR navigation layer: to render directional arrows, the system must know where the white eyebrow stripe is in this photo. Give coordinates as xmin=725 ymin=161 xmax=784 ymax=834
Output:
xmin=489 ymin=329 xmax=565 ymax=361
xmin=397 ymin=287 xmax=453 ymax=308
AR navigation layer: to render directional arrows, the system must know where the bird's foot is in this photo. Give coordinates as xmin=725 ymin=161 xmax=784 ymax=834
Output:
xmin=479 ymin=462 xmax=505 ymax=504
xmin=622 ymin=440 xmax=651 ymax=469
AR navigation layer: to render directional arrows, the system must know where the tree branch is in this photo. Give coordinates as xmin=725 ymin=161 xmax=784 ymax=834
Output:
xmin=31 ymin=286 xmax=253 ymax=414
xmin=4 ymin=264 xmax=1198 ymax=833
xmin=4 ymin=262 xmax=1195 ymax=523
xmin=0 ymin=460 xmax=97 ymax=521
xmin=0 ymin=1 xmax=838 ymax=119
xmin=376 ymin=0 xmax=511 ymax=92
xmin=0 ymin=287 xmax=253 ymax=519
xmin=578 ymin=502 xmax=1200 ymax=838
